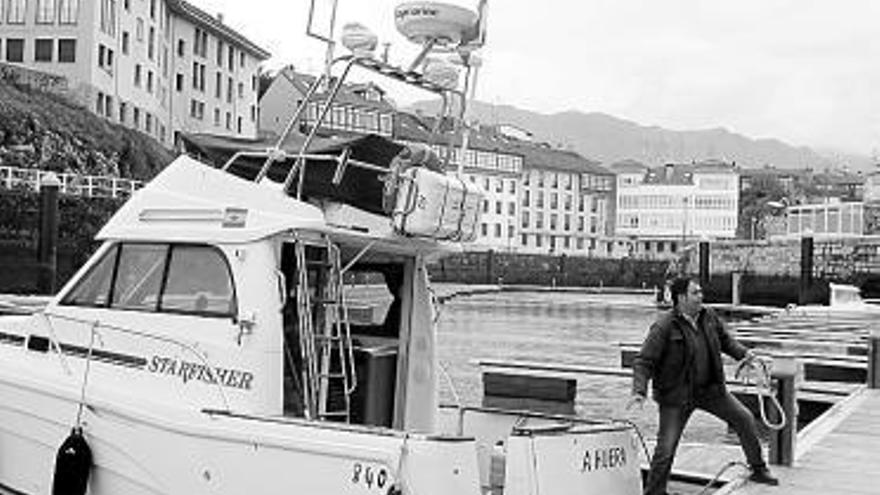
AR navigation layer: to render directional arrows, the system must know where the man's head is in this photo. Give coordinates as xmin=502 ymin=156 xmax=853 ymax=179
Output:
xmin=670 ymin=276 xmax=703 ymax=314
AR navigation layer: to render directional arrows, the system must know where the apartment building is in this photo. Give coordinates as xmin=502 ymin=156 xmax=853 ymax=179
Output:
xmin=0 ymin=0 xmax=269 ymax=146
xmin=516 ymin=145 xmax=614 ymax=256
xmin=613 ymin=159 xmax=739 ymax=258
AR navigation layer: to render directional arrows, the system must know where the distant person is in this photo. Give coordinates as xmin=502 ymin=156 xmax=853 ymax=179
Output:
xmin=627 ymin=276 xmax=778 ymax=495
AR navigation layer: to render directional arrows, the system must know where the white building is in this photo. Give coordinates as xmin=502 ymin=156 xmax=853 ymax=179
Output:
xmin=0 ymin=0 xmax=269 ymax=146
xmin=780 ymin=199 xmax=864 ymax=238
xmin=613 ymin=160 xmax=739 ymax=258
xmin=516 ymin=145 xmax=614 ymax=256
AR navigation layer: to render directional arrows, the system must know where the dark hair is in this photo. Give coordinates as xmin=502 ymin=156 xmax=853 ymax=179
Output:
xmin=669 ymin=276 xmax=693 ymax=307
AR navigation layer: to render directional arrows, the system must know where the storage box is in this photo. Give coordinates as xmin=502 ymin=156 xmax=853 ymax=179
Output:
xmin=393 ymin=167 xmax=484 ymax=241
xmin=350 ymin=336 xmax=398 ymax=427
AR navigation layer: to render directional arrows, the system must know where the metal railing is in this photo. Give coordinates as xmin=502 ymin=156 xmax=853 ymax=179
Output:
xmin=0 ymin=165 xmax=143 ymax=199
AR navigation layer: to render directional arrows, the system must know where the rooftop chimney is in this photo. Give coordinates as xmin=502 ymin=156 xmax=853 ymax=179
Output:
xmin=217 ymin=12 xmax=224 ymax=23
xmin=664 ymin=163 xmax=674 ymax=180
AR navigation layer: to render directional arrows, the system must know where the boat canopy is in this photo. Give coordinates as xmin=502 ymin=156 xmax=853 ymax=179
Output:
xmin=181 ymin=132 xmax=406 ymax=216
xmin=97 ymin=155 xmax=326 ymax=244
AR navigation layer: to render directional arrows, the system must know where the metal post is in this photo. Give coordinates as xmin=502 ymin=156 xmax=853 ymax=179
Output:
xmin=769 ymin=355 xmax=797 ymax=466
xmin=732 ymin=271 xmax=742 ymax=306
xmin=37 ymin=172 xmax=61 ymax=295
xmin=799 ymin=234 xmax=813 ymax=305
xmin=868 ymin=326 xmax=880 ymax=389
xmin=699 ymin=240 xmax=709 ymax=290
xmin=486 ymin=249 xmax=494 ymax=285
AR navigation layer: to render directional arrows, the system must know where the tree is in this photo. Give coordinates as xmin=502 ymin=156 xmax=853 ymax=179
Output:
xmin=258 ymin=70 xmax=276 ymax=100
xmin=738 ymin=175 xmax=787 ymax=239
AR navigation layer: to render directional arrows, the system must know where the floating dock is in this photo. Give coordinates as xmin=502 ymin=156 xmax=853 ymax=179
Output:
xmin=719 ymin=387 xmax=880 ymax=495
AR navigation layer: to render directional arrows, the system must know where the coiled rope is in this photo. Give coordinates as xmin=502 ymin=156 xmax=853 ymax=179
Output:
xmin=734 ymin=356 xmax=787 ymax=431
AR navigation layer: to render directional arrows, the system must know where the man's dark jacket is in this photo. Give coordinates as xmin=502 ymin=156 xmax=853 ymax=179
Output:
xmin=632 ymin=307 xmax=748 ymax=405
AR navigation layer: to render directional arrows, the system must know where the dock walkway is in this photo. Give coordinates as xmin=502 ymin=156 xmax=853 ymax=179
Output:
xmin=718 ymin=387 xmax=880 ymax=495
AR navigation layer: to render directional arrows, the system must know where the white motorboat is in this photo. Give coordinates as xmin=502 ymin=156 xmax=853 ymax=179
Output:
xmin=0 ymin=2 xmax=641 ymax=494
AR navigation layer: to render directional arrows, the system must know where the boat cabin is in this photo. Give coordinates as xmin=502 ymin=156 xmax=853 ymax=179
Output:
xmin=42 ymin=150 xmax=473 ymax=433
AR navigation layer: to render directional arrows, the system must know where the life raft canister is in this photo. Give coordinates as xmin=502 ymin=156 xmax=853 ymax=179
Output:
xmin=52 ymin=427 xmax=92 ymax=495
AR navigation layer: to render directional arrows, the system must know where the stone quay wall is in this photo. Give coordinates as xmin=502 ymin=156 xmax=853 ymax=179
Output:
xmin=683 ymin=237 xmax=880 ymax=283
xmin=429 ymin=251 xmax=669 ymax=289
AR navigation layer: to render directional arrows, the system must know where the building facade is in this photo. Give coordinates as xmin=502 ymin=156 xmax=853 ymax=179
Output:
xmin=516 ymin=146 xmax=614 ymax=256
xmin=613 ymin=160 xmax=739 ymax=258
xmin=0 ymin=0 xmax=269 ymax=146
xmin=259 ymin=65 xmax=394 ymax=139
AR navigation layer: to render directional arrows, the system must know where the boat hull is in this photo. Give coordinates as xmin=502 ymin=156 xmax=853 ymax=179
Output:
xmin=0 ymin=366 xmax=480 ymax=495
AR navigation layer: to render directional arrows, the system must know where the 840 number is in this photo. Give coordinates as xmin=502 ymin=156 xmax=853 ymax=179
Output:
xmin=351 ymin=463 xmax=388 ymax=491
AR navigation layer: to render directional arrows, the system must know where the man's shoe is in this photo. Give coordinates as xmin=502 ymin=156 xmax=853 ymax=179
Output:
xmin=749 ymin=466 xmax=779 ymax=486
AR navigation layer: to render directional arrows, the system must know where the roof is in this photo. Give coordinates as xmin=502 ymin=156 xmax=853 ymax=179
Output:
xmin=394 ymin=112 xmax=611 ymax=175
xmin=609 ymin=159 xmax=649 ymax=173
xmin=510 ymin=142 xmax=609 ymax=175
xmin=167 ymin=0 xmax=271 ymax=60
xmin=641 ymin=161 xmax=737 ymax=185
xmin=98 ymin=155 xmax=325 ymax=243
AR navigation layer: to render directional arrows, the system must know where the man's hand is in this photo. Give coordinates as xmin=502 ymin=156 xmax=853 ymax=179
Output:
xmin=626 ymin=394 xmax=646 ymax=412
xmin=743 ymin=350 xmax=765 ymax=366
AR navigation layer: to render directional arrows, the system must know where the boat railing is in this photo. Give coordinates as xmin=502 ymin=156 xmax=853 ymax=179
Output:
xmin=41 ymin=310 xmax=231 ymax=411
xmin=221 ymin=54 xmax=465 ymax=202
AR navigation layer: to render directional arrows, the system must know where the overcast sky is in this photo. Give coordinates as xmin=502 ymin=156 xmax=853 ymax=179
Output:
xmin=196 ymin=0 xmax=880 ymax=156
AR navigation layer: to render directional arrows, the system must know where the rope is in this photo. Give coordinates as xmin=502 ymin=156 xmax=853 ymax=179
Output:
xmin=694 ymin=461 xmax=749 ymax=495
xmin=74 ymin=320 xmax=98 ymax=428
xmin=614 ymin=416 xmax=749 ymax=494
xmin=437 ymin=361 xmax=462 ymax=410
xmin=734 ymin=357 xmax=787 ymax=430
xmin=390 ymin=434 xmax=416 ymax=495
xmin=43 ymin=311 xmax=231 ymax=411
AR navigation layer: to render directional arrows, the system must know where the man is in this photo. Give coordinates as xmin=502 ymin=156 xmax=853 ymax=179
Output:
xmin=627 ymin=276 xmax=778 ymax=495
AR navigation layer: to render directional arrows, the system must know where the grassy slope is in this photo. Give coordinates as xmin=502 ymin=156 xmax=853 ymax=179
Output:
xmin=0 ymin=79 xmax=173 ymax=180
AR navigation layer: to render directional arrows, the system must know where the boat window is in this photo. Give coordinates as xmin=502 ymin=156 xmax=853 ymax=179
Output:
xmin=160 ymin=245 xmax=235 ymax=317
xmin=111 ymin=243 xmax=167 ymax=311
xmin=61 ymin=244 xmax=119 ymax=307
xmin=60 ymin=242 xmax=236 ymax=317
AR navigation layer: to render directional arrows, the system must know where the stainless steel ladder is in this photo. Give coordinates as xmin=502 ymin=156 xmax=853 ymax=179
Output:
xmin=294 ymin=239 xmax=356 ymax=422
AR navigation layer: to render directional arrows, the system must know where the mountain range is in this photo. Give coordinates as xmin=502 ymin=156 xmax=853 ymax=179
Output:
xmin=408 ymin=100 xmax=874 ymax=172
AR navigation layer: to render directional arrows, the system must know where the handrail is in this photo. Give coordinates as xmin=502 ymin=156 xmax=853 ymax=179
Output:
xmin=0 ymin=165 xmax=143 ymax=199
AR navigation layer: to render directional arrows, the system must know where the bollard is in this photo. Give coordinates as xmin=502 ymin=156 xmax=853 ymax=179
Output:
xmin=698 ymin=241 xmax=710 ymax=290
xmin=731 ymin=271 xmax=742 ymax=306
xmin=769 ymin=355 xmax=798 ymax=466
xmin=799 ymin=234 xmax=813 ymax=305
xmin=869 ymin=327 xmax=880 ymax=389
xmin=37 ymin=172 xmax=61 ymax=295
xmin=485 ymin=249 xmax=495 ymax=285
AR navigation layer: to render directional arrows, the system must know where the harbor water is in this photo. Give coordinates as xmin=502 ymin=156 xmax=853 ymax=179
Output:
xmin=435 ymin=289 xmax=756 ymax=448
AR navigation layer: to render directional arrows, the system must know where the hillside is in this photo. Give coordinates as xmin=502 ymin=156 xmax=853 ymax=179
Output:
xmin=0 ymin=78 xmax=173 ymax=180
xmin=408 ymin=100 xmax=873 ymax=171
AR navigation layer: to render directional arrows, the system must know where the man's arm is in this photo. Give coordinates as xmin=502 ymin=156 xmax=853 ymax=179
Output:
xmin=712 ymin=310 xmax=750 ymax=360
xmin=631 ymin=320 xmax=667 ymax=398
